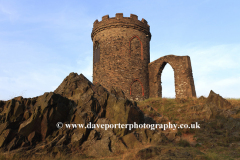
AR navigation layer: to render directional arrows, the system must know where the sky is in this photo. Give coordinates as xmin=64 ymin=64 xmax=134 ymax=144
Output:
xmin=0 ymin=0 xmax=240 ymax=100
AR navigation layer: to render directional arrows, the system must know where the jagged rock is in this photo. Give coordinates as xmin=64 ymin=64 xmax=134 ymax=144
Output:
xmin=0 ymin=122 xmax=8 ymax=135
xmin=17 ymin=92 xmax=74 ymax=140
xmin=55 ymin=135 xmax=67 ymax=146
xmin=122 ymin=132 xmax=142 ymax=149
xmin=110 ymin=86 xmax=126 ymax=99
xmin=144 ymin=115 xmax=156 ymax=124
xmin=198 ymin=96 xmax=207 ymax=101
xmin=131 ymin=128 xmax=164 ymax=145
xmin=105 ymin=94 xmax=144 ymax=137
xmin=223 ymin=106 xmax=240 ymax=117
xmin=0 ymin=129 xmax=11 ymax=147
xmin=71 ymin=129 xmax=86 ymax=144
xmin=54 ymin=73 xmax=93 ymax=102
xmin=23 ymin=110 xmax=31 ymax=120
xmin=206 ymin=90 xmax=232 ymax=109
xmin=145 ymin=129 xmax=164 ymax=144
xmin=191 ymin=105 xmax=202 ymax=112
xmin=55 ymin=73 xmax=144 ymax=137
xmin=81 ymin=118 xmax=127 ymax=158
xmin=27 ymin=131 xmax=41 ymax=145
xmin=0 ymin=72 xmax=146 ymax=158
xmin=4 ymin=98 xmax=25 ymax=123
xmin=201 ymin=90 xmax=234 ymax=120
xmin=18 ymin=105 xmax=41 ymax=137
xmin=7 ymin=135 xmax=25 ymax=151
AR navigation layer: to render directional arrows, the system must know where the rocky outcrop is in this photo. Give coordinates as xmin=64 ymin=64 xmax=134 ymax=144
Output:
xmin=0 ymin=72 xmax=147 ymax=158
xmin=0 ymin=92 xmax=74 ymax=151
xmin=206 ymin=90 xmax=232 ymax=109
xmin=202 ymin=90 xmax=234 ymax=120
xmin=54 ymin=73 xmax=144 ymax=137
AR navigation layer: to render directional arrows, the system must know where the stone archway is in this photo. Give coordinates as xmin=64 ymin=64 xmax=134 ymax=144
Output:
xmin=148 ymin=55 xmax=196 ymax=99
xmin=130 ymin=79 xmax=144 ymax=101
xmin=156 ymin=62 xmax=175 ymax=98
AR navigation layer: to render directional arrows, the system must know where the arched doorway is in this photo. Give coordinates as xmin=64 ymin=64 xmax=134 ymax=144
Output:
xmin=157 ymin=62 xmax=175 ymax=98
xmin=130 ymin=79 xmax=144 ymax=101
xmin=149 ymin=55 xmax=196 ymax=99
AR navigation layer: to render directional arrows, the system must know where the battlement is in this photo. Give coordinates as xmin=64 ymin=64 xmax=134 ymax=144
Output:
xmin=91 ymin=13 xmax=151 ymax=40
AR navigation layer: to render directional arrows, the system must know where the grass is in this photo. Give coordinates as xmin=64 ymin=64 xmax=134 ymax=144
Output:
xmin=225 ymin=98 xmax=240 ymax=107
xmin=139 ymin=96 xmax=240 ymax=123
xmin=178 ymin=139 xmax=190 ymax=147
xmin=135 ymin=96 xmax=240 ymax=159
xmin=138 ymin=97 xmax=207 ymax=124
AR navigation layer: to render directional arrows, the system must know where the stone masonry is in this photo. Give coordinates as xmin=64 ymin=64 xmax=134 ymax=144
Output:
xmin=91 ymin=13 xmax=196 ymax=100
xmin=148 ymin=55 xmax=196 ymax=98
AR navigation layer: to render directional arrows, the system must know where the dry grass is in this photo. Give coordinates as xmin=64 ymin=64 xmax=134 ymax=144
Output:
xmin=136 ymin=97 xmax=240 ymax=159
xmin=225 ymin=98 xmax=240 ymax=107
xmin=137 ymin=97 xmax=209 ymax=125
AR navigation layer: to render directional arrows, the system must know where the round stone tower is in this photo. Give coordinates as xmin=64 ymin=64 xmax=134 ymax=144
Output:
xmin=91 ymin=13 xmax=151 ymax=101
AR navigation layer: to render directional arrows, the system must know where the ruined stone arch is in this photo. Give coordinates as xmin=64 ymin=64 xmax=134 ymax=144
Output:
xmin=148 ymin=55 xmax=196 ymax=99
xmin=129 ymin=35 xmax=143 ymax=60
xmin=156 ymin=61 xmax=176 ymax=98
xmin=130 ymin=79 xmax=144 ymax=97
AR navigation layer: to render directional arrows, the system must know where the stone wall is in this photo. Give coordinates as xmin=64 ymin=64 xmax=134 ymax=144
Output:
xmin=91 ymin=13 xmax=151 ymax=101
xmin=148 ymin=55 xmax=196 ymax=99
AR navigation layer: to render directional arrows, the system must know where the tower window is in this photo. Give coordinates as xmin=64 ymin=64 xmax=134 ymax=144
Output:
xmin=94 ymin=41 xmax=100 ymax=63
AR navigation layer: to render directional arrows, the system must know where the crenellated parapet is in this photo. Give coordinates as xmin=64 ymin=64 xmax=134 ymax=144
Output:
xmin=91 ymin=13 xmax=151 ymax=40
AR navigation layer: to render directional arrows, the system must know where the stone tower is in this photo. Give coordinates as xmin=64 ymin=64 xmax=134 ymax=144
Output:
xmin=91 ymin=13 xmax=151 ymax=100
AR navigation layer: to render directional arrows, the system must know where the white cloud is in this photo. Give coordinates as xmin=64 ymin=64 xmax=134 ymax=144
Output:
xmin=0 ymin=3 xmax=19 ymax=21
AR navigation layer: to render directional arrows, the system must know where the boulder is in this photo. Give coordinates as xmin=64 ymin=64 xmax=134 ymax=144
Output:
xmin=206 ymin=90 xmax=232 ymax=109
xmin=110 ymin=86 xmax=126 ymax=99
xmin=18 ymin=105 xmax=41 ymax=137
xmin=81 ymin=118 xmax=127 ymax=158
xmin=0 ymin=129 xmax=11 ymax=147
xmin=122 ymin=132 xmax=142 ymax=149
xmin=17 ymin=92 xmax=73 ymax=140
xmin=201 ymin=90 xmax=234 ymax=120
xmin=105 ymin=94 xmax=144 ymax=137
xmin=54 ymin=73 xmax=93 ymax=102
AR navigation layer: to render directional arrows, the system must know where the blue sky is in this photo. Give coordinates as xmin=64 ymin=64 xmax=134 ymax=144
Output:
xmin=0 ymin=0 xmax=239 ymax=100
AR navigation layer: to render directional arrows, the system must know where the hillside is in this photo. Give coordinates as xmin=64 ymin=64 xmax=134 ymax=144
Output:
xmin=0 ymin=73 xmax=239 ymax=160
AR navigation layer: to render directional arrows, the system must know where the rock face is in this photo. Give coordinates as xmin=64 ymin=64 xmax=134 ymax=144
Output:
xmin=0 ymin=92 xmax=74 ymax=151
xmin=207 ymin=90 xmax=232 ymax=108
xmin=54 ymin=73 xmax=144 ymax=137
xmin=203 ymin=90 xmax=234 ymax=119
xmin=0 ymin=72 xmax=147 ymax=157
